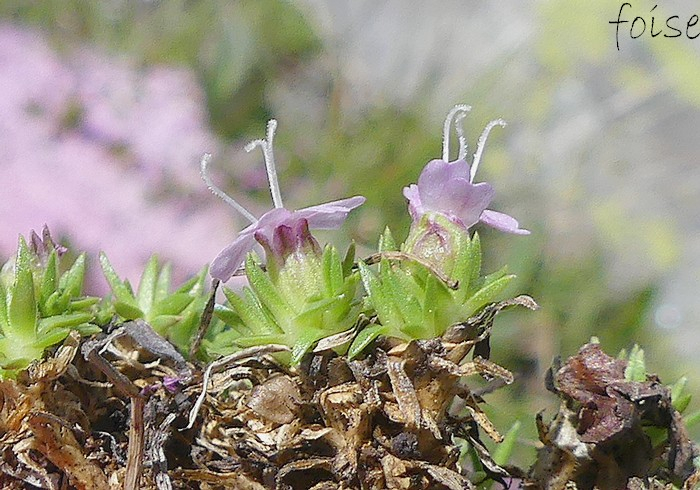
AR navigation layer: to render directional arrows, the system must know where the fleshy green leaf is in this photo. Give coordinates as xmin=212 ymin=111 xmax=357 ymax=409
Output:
xmin=225 ymin=287 xmax=279 ymax=335
xmin=59 ymin=253 xmax=86 ymax=299
xmin=8 ymin=237 xmax=38 ymax=340
xmin=342 ymin=241 xmax=356 ymax=277
xmin=69 ymin=296 xmax=100 ymax=310
xmin=37 ymin=312 xmax=94 ymax=334
xmin=99 ymin=253 xmax=137 ymax=306
xmin=114 ymin=301 xmax=145 ymax=320
xmin=358 ymin=261 xmax=403 ymax=331
xmin=39 ymin=251 xmax=58 ymax=308
xmin=671 ymin=376 xmax=692 ymax=413
xmin=0 ymin=281 xmax=9 ymax=333
xmin=245 ymin=254 xmax=292 ymax=321
xmin=322 ymin=245 xmax=344 ymax=296
xmin=493 ymin=420 xmax=522 ymax=466
xmin=151 ymin=293 xmax=195 ymax=317
xmin=624 ymin=344 xmax=646 ymax=382
xmin=290 ymin=332 xmax=321 ymax=365
xmin=214 ymin=304 xmax=242 ymax=326
xmin=348 ymin=323 xmax=389 ymax=359
xmin=32 ymin=328 xmax=70 ymax=350
xmin=136 ymin=255 xmax=159 ymax=313
xmin=461 ymin=273 xmax=514 ymax=316
xmin=379 ymin=226 xmax=397 ymax=252
xmin=155 ymin=262 xmax=172 ymax=302
xmin=150 ymin=315 xmax=183 ymax=334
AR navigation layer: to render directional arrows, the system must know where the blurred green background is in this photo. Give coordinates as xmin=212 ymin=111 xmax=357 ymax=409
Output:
xmin=1 ymin=0 xmax=698 ymax=467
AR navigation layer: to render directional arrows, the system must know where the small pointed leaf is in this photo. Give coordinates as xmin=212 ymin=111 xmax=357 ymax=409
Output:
xmin=8 ymin=237 xmax=38 ymax=340
xmin=137 ymin=255 xmax=159 ymax=313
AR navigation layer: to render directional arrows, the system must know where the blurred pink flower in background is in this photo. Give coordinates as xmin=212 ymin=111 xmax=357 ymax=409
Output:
xmin=0 ymin=23 xmax=241 ymax=291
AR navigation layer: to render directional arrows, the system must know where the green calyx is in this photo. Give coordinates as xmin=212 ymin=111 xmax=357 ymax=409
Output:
xmin=0 ymin=236 xmax=100 ymax=378
xmin=99 ymin=253 xmax=208 ymax=353
xmin=213 ymin=243 xmax=360 ymax=365
xmin=348 ymin=226 xmax=514 ymax=359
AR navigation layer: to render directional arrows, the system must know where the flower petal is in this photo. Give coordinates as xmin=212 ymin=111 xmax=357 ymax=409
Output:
xmin=440 ymin=181 xmax=494 ymax=228
xmin=417 ymin=159 xmax=471 ymax=192
xmin=210 ymin=231 xmax=257 ymax=281
xmin=295 ymin=196 xmax=365 ymax=229
xmin=480 ymin=209 xmax=530 ymax=235
xmin=402 ymin=184 xmax=423 ymax=221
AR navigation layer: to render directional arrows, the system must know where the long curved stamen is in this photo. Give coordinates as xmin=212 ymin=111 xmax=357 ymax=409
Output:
xmin=442 ymin=104 xmax=472 ymax=162
xmin=455 ymin=111 xmax=468 ymax=161
xmin=245 ymin=119 xmax=284 ymax=209
xmin=200 ymin=154 xmax=257 ymax=224
xmin=470 ymin=119 xmax=506 ymax=183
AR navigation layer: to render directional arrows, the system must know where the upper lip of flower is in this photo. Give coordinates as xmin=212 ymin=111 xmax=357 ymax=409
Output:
xmin=403 ymin=105 xmax=529 ymax=235
xmin=202 ymin=119 xmax=365 ymax=282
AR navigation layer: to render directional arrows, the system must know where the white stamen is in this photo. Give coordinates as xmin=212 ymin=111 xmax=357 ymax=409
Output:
xmin=245 ymin=119 xmax=284 ymax=209
xmin=200 ymin=154 xmax=257 ymax=224
xmin=455 ymin=111 xmax=468 ymax=161
xmin=442 ymin=104 xmax=472 ymax=162
xmin=470 ymin=119 xmax=506 ymax=183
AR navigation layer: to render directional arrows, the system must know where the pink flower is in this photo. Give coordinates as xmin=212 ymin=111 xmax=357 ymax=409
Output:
xmin=403 ymin=105 xmax=528 ymax=235
xmin=210 ymin=196 xmax=364 ymax=281
xmin=203 ymin=120 xmax=365 ymax=282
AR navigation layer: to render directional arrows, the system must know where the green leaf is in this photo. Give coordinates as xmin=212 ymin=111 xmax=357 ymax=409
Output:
xmin=462 ymin=273 xmax=514 ymax=317
xmin=73 ymin=323 xmax=101 ymax=336
xmin=44 ymin=290 xmax=70 ymax=317
xmin=60 ymin=253 xmax=87 ymax=301
xmin=39 ymin=251 xmax=58 ymax=308
xmin=624 ymin=344 xmax=646 ymax=382
xmin=150 ymin=315 xmax=182 ymax=334
xmin=422 ymin=273 xmax=450 ymax=338
xmin=358 ymin=261 xmax=403 ymax=331
xmin=671 ymin=376 xmax=692 ymax=413
xmin=136 ymin=255 xmax=159 ymax=313
xmin=492 ymin=420 xmax=522 ymax=466
xmin=341 ymin=241 xmax=356 ymax=277
xmin=155 ymin=262 xmax=172 ymax=302
xmin=69 ymin=296 xmax=100 ymax=311
xmin=451 ymin=234 xmax=472 ymax=292
xmin=290 ymin=332 xmax=320 ymax=365
xmin=32 ymin=328 xmax=71 ymax=350
xmin=379 ymin=226 xmax=397 ymax=252
xmin=151 ymin=293 xmax=195 ymax=317
xmin=114 ymin=301 xmax=145 ymax=320
xmin=348 ymin=323 xmax=389 ymax=360
xmin=295 ymin=296 xmax=342 ymax=328
xmin=467 ymin=233 xmax=482 ymax=292
xmin=322 ymin=245 xmax=343 ymax=296
xmin=38 ymin=312 xmax=94 ymax=334
xmin=245 ymin=254 xmax=292 ymax=321
xmin=684 ymin=409 xmax=700 ymax=428
xmin=8 ymin=237 xmax=38 ymax=340
xmin=381 ymin=265 xmax=420 ymax=329
xmin=99 ymin=253 xmax=137 ymax=306
xmin=233 ymin=333 xmax=288 ymax=348
xmin=0 ymin=281 xmax=9 ymax=333
xmin=214 ymin=304 xmax=242 ymax=326
xmin=225 ymin=286 xmax=280 ymax=335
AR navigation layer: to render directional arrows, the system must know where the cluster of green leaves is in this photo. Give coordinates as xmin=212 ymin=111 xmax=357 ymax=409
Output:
xmin=211 ymin=245 xmax=359 ymax=365
xmin=0 ymin=237 xmax=100 ymax=378
xmin=348 ymin=227 xmax=513 ymax=359
xmin=99 ymin=253 xmax=208 ymax=354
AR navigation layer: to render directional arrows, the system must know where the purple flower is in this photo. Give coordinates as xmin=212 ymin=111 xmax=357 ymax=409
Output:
xmin=203 ymin=120 xmax=365 ymax=282
xmin=403 ymin=105 xmax=528 ymax=235
xmin=210 ymin=196 xmax=364 ymax=281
